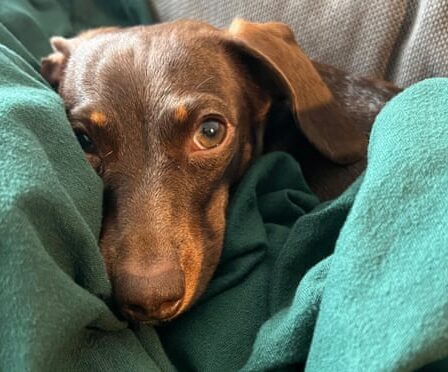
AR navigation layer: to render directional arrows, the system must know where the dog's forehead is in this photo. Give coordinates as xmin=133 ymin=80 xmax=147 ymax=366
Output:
xmin=68 ymin=22 xmax=237 ymax=115
xmin=139 ymin=28 xmax=231 ymax=90
xmin=83 ymin=24 xmax=228 ymax=82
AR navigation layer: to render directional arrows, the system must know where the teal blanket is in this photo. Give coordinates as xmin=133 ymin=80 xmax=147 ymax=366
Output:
xmin=1 ymin=1 xmax=447 ymax=371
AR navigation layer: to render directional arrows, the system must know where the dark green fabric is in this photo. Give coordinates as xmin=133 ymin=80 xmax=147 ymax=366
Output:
xmin=0 ymin=1 xmax=174 ymax=371
xmin=1 ymin=2 xmax=448 ymax=371
xmin=157 ymin=153 xmax=358 ymax=370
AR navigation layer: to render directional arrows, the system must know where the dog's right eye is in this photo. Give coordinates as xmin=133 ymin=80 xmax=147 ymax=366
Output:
xmin=74 ymin=130 xmax=96 ymax=153
xmin=193 ymin=119 xmax=227 ymax=150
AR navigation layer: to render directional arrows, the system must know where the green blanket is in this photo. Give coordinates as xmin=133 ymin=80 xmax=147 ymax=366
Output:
xmin=1 ymin=1 xmax=447 ymax=371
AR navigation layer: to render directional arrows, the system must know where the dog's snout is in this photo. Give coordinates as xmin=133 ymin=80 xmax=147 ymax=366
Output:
xmin=113 ymin=261 xmax=185 ymax=322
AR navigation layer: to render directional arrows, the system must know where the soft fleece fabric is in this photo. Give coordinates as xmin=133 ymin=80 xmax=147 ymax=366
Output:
xmin=1 ymin=1 xmax=448 ymax=371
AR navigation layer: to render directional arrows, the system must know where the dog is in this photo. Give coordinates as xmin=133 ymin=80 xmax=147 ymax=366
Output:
xmin=41 ymin=19 xmax=401 ymax=323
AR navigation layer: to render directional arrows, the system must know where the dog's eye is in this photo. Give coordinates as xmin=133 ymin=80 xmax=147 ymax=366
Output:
xmin=193 ymin=120 xmax=226 ymax=149
xmin=74 ymin=130 xmax=96 ymax=153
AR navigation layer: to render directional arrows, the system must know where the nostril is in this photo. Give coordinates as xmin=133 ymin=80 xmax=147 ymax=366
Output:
xmin=121 ymin=304 xmax=150 ymax=322
xmin=127 ymin=304 xmax=145 ymax=315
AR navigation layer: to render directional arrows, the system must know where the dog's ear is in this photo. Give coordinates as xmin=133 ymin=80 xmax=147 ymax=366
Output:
xmin=40 ymin=36 xmax=74 ymax=88
xmin=226 ymin=19 xmax=366 ymax=164
xmin=41 ymin=27 xmax=119 ymax=88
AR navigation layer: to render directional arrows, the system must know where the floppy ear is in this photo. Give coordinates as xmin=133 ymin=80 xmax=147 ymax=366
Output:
xmin=40 ymin=36 xmax=74 ymax=88
xmin=41 ymin=27 xmax=119 ymax=88
xmin=226 ymin=19 xmax=366 ymax=164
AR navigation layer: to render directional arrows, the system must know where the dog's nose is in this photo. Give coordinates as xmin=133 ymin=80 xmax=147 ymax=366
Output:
xmin=113 ymin=261 xmax=185 ymax=322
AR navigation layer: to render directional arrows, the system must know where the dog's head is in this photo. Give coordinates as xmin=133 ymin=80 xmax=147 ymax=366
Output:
xmin=41 ymin=19 xmax=365 ymax=323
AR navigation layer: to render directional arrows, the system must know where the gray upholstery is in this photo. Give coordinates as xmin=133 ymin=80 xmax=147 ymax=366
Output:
xmin=150 ymin=0 xmax=448 ymax=87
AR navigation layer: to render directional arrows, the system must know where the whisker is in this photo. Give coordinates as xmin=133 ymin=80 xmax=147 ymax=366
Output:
xmin=196 ymin=76 xmax=214 ymax=90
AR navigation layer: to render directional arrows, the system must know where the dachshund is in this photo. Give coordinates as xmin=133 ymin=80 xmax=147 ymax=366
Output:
xmin=41 ymin=19 xmax=400 ymax=323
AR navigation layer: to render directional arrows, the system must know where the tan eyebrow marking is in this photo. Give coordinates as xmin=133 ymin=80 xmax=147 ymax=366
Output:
xmin=174 ymin=105 xmax=188 ymax=123
xmin=90 ymin=111 xmax=107 ymax=127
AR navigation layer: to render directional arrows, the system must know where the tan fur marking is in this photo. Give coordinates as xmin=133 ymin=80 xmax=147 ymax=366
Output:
xmin=174 ymin=105 xmax=188 ymax=123
xmin=179 ymin=238 xmax=203 ymax=312
xmin=90 ymin=111 xmax=107 ymax=127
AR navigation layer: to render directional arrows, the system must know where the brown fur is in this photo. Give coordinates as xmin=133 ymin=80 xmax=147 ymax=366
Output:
xmin=41 ymin=19 xmax=400 ymax=323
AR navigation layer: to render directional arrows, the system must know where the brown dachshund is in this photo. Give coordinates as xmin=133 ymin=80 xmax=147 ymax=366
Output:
xmin=41 ymin=19 xmax=400 ymax=323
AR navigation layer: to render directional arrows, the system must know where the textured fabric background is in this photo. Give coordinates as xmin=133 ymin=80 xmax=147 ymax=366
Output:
xmin=150 ymin=0 xmax=448 ymax=87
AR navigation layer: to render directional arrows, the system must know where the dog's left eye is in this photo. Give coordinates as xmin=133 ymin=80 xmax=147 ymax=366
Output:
xmin=74 ymin=130 xmax=96 ymax=153
xmin=193 ymin=120 xmax=227 ymax=150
